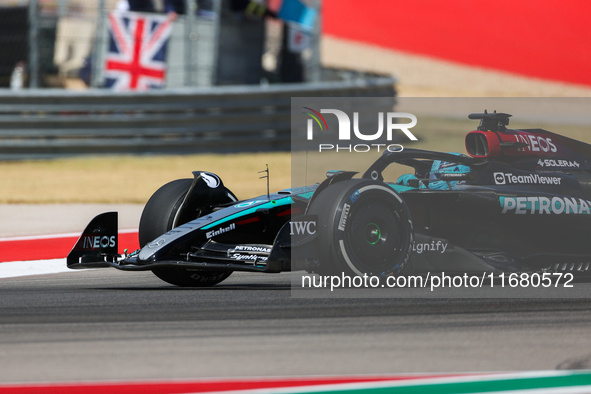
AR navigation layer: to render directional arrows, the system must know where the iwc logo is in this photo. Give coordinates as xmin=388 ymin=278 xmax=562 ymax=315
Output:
xmin=202 ymin=173 xmax=221 ymax=188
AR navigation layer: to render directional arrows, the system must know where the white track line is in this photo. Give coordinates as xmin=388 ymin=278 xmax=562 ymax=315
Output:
xmin=0 ymin=258 xmax=78 ymax=279
xmin=0 ymin=230 xmax=138 ymax=279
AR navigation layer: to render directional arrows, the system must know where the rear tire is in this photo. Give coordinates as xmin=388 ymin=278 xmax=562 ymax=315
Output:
xmin=139 ymin=178 xmax=233 ymax=287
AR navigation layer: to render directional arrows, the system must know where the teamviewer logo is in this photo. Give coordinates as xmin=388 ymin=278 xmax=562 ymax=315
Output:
xmin=494 ymin=172 xmax=506 ymax=185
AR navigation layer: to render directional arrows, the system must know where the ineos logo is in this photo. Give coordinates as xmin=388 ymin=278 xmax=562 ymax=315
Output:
xmin=82 ymin=235 xmax=116 ymax=249
xmin=303 ymin=108 xmax=418 ymax=142
xmin=494 ymin=172 xmax=506 ymax=185
xmin=514 ymin=134 xmax=557 ymax=153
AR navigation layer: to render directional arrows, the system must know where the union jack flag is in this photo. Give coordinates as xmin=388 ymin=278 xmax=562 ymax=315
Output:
xmin=104 ymin=11 xmax=173 ymax=91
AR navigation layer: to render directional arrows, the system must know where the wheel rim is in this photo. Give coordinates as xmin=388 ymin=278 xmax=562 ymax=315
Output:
xmin=344 ymin=196 xmax=404 ymax=273
xmin=364 ymin=222 xmax=383 ymax=245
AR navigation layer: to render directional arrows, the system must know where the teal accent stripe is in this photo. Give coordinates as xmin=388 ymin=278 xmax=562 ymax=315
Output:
xmin=202 ymin=197 xmax=293 ymax=230
xmin=387 ymin=183 xmax=415 ymax=193
xmin=298 ymin=191 xmax=315 ymax=200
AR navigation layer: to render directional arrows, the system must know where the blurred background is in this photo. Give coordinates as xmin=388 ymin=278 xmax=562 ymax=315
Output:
xmin=0 ymin=0 xmax=590 ymax=94
xmin=0 ymin=0 xmax=324 ymax=89
xmin=0 ymin=0 xmax=590 ymax=202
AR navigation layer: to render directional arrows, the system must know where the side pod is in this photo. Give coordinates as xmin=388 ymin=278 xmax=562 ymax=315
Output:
xmin=67 ymin=212 xmax=119 ymax=269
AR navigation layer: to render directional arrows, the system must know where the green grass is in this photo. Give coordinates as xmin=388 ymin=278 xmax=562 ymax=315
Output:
xmin=0 ymin=153 xmax=291 ymax=203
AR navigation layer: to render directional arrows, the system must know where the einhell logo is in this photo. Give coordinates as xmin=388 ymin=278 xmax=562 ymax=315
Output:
xmin=303 ymin=107 xmax=418 ymax=153
xmin=206 ymin=223 xmax=235 ymax=239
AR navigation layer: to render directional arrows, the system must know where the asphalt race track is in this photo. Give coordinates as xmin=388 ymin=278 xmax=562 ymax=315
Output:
xmin=1 ymin=205 xmax=591 ymax=384
xmin=1 ymin=269 xmax=591 ymax=383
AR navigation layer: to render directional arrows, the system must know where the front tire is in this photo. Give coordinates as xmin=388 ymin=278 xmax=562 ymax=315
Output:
xmin=139 ymin=179 xmax=192 ymax=247
xmin=139 ymin=178 xmax=233 ymax=287
xmin=307 ymin=180 xmax=413 ymax=277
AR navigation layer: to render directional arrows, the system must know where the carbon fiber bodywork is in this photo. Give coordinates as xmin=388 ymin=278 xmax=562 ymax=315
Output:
xmin=68 ymin=113 xmax=591 ymax=277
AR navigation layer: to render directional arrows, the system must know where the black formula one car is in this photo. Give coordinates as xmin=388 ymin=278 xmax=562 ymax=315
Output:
xmin=68 ymin=111 xmax=591 ymax=286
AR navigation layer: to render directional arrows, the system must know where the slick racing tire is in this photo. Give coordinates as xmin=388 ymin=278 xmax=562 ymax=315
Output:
xmin=139 ymin=178 xmax=234 ymax=287
xmin=307 ymin=179 xmax=413 ymax=277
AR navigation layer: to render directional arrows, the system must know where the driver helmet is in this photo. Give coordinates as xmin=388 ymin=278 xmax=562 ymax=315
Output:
xmin=428 ymin=153 xmax=471 ymax=190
